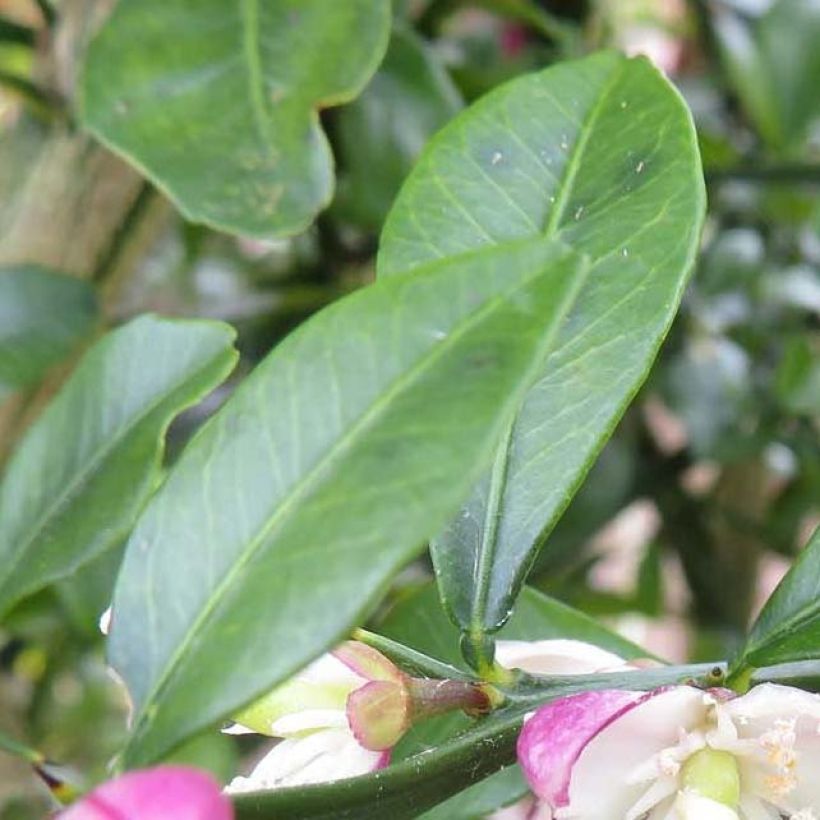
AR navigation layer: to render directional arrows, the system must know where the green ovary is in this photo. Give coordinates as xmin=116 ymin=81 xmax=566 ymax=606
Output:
xmin=680 ymin=748 xmax=741 ymax=808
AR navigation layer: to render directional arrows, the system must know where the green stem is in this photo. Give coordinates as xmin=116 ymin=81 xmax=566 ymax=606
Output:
xmin=353 ymin=628 xmax=474 ymax=682
xmin=506 ymin=662 xmax=728 ymax=708
xmin=725 ymin=663 xmax=754 ymax=693
xmin=0 ymin=729 xmax=43 ymax=764
xmin=92 ymin=181 xmax=157 ymax=284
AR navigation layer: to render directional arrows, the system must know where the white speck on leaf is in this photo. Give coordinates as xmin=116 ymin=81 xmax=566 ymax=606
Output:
xmin=636 ymin=160 xmax=646 ymax=174
xmin=491 ymin=151 xmax=503 ymax=166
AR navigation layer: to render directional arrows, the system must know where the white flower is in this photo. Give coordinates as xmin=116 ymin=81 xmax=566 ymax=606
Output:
xmin=494 ymin=639 xmax=632 ymax=676
xmin=225 ymin=642 xmax=409 ymax=792
xmin=517 ymin=683 xmax=820 ymax=819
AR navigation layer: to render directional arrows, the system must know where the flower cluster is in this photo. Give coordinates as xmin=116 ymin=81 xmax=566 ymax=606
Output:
xmin=225 ymin=639 xmax=492 ymax=792
xmin=517 ymin=683 xmax=820 ymax=819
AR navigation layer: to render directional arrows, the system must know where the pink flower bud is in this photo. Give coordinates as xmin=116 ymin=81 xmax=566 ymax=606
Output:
xmin=57 ymin=766 xmax=232 ymax=820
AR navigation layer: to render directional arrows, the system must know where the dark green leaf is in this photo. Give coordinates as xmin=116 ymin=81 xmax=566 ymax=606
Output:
xmin=0 ymin=266 xmax=97 ymax=393
xmin=79 ymin=0 xmax=391 ymax=237
xmin=380 ymin=582 xmax=649 ymax=670
xmin=378 ymin=50 xmax=705 ymax=640
xmin=334 ymin=26 xmax=462 ymax=230
xmin=0 ymin=315 xmax=238 ymax=619
xmin=418 ymin=765 xmax=526 ymax=820
xmin=110 ymin=238 xmax=588 ymax=766
xmin=737 ymin=526 xmax=820 ymax=670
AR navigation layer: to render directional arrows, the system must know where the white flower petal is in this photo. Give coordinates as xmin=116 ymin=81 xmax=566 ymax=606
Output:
xmin=727 ymin=684 xmax=820 ymax=811
xmin=269 ymin=709 xmax=349 ymax=737
xmin=495 ymin=640 xmax=628 ymax=675
xmin=674 ymin=790 xmax=739 ymax=819
xmin=222 ymin=723 xmax=256 ymax=736
xmin=225 ymin=728 xmax=385 ymax=792
xmin=558 ymin=687 xmax=710 ymax=820
xmin=297 ymin=652 xmax=366 ymax=688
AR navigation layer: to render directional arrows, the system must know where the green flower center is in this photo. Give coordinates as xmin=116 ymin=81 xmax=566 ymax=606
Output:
xmin=680 ymin=748 xmax=741 ymax=808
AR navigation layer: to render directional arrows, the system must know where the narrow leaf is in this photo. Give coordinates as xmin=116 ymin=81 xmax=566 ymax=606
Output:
xmin=0 ymin=315 xmax=238 ymax=619
xmin=737 ymin=526 xmax=820 ymax=670
xmin=377 ymin=50 xmax=706 ymax=639
xmin=80 ymin=0 xmax=391 ymax=238
xmin=110 ymin=238 xmax=588 ymax=766
xmin=0 ymin=266 xmax=97 ymax=393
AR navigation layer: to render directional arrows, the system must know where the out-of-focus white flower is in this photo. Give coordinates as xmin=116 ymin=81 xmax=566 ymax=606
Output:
xmin=517 ymin=683 xmax=820 ymax=819
xmin=226 ymin=642 xmax=409 ymax=792
xmin=494 ymin=639 xmax=632 ymax=676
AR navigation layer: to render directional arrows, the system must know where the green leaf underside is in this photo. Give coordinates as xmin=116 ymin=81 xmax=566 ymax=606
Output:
xmin=79 ymin=0 xmax=391 ymax=238
xmin=740 ymin=526 xmax=820 ymax=669
xmin=377 ymin=50 xmax=706 ymax=636
xmin=0 ymin=316 xmax=237 ymax=620
xmin=231 ymin=663 xmax=718 ymax=820
xmin=0 ymin=267 xmax=97 ymax=392
xmin=110 ymin=238 xmax=589 ymax=766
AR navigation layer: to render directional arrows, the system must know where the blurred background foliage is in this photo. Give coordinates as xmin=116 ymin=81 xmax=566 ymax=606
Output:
xmin=0 ymin=0 xmax=817 ymax=814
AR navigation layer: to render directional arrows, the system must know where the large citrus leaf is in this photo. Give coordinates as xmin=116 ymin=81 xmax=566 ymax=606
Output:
xmin=378 ymin=50 xmax=706 ymax=642
xmin=80 ymin=0 xmax=391 ymax=237
xmin=110 ymin=238 xmax=588 ymax=766
xmin=0 ymin=315 xmax=237 ymax=620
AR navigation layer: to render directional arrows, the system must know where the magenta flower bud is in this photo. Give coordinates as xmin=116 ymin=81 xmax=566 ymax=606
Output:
xmin=57 ymin=766 xmax=232 ymax=819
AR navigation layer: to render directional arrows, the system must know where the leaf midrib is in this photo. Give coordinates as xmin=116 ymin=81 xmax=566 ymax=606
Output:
xmin=465 ymin=58 xmax=626 ymax=631
xmin=127 ymin=257 xmax=567 ymax=748
xmin=240 ymin=0 xmax=272 ymax=147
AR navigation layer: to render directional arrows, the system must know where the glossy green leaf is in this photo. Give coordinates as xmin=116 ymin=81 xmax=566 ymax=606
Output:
xmin=380 ymin=582 xmax=649 ymax=670
xmin=737 ymin=526 xmax=820 ymax=670
xmin=80 ymin=0 xmax=391 ymax=238
xmin=334 ymin=26 xmax=462 ymax=230
xmin=378 ymin=50 xmax=705 ymax=640
xmin=110 ymin=238 xmax=588 ymax=766
xmin=0 ymin=266 xmax=97 ymax=393
xmin=0 ymin=315 xmax=238 ymax=620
